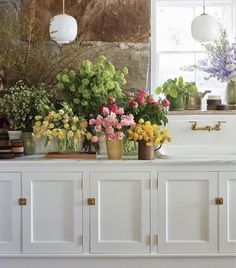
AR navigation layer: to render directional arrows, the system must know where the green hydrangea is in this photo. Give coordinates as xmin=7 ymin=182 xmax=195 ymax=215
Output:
xmin=56 ymin=55 xmax=128 ymax=117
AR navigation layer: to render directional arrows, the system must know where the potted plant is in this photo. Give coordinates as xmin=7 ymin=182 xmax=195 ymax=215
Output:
xmin=0 ymin=81 xmax=52 ymax=154
xmin=155 ymin=77 xmax=197 ymax=111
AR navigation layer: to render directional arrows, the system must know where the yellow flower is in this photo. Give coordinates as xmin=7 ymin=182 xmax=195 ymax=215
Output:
xmin=80 ymin=120 xmax=88 ymax=130
xmin=145 ymin=121 xmax=151 ymax=126
xmin=64 ymin=123 xmax=70 ymax=129
xmin=49 ymin=123 xmax=54 ymax=129
xmin=71 ymin=125 xmax=77 ymax=131
xmin=138 ymin=118 xmax=144 ymax=124
xmin=72 ymin=116 xmax=79 ymax=123
xmin=35 ymin=115 xmax=42 ymax=121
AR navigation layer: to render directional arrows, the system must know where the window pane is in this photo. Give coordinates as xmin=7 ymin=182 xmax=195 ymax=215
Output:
xmin=158 ymin=53 xmax=195 ymax=84
xmin=156 ymin=7 xmax=196 ymax=51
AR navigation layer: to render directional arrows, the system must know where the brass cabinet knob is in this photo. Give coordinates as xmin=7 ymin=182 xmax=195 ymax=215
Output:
xmin=18 ymin=198 xmax=27 ymax=206
xmin=215 ymin=197 xmax=224 ymax=205
xmin=87 ymin=198 xmax=96 ymax=206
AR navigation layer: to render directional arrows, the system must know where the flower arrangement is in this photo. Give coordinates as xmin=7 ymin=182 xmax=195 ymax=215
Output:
xmin=197 ymin=29 xmax=236 ymax=82
xmin=127 ymin=119 xmax=171 ymax=146
xmin=0 ymin=81 xmax=52 ymax=132
xmin=33 ymin=103 xmax=88 ymax=152
xmin=56 ymin=55 xmax=128 ymax=117
xmin=120 ymin=89 xmax=170 ymax=126
xmin=89 ymin=98 xmax=135 ymax=142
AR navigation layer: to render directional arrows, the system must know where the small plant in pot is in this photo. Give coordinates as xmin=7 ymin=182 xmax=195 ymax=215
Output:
xmin=155 ymin=77 xmax=197 ymax=111
xmin=0 ymin=81 xmax=52 ymax=154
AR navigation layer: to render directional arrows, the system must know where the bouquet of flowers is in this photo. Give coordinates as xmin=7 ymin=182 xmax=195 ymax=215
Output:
xmin=0 ymin=81 xmax=52 ymax=132
xmin=127 ymin=119 xmax=171 ymax=147
xmin=120 ymin=89 xmax=170 ymax=126
xmin=197 ymin=29 xmax=236 ymax=82
xmin=33 ymin=103 xmax=87 ymax=152
xmin=89 ymin=98 xmax=135 ymax=142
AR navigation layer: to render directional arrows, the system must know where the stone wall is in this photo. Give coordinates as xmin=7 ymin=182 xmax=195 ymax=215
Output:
xmin=1 ymin=0 xmax=151 ymax=89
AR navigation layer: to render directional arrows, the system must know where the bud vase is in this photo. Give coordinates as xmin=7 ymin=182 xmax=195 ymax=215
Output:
xmin=106 ymin=139 xmax=122 ymax=160
xmin=226 ymin=79 xmax=236 ymax=104
xmin=138 ymin=140 xmax=154 ymax=160
xmin=22 ymin=132 xmax=35 ymax=155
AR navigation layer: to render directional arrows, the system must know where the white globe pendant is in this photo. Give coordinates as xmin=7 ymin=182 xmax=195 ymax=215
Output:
xmin=49 ymin=0 xmax=78 ymax=44
xmin=50 ymin=14 xmax=77 ymax=44
xmin=191 ymin=14 xmax=218 ymax=42
xmin=191 ymin=0 xmax=218 ymax=42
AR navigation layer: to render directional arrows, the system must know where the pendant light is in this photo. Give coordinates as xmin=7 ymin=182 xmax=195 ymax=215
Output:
xmin=191 ymin=0 xmax=218 ymax=42
xmin=49 ymin=0 xmax=78 ymax=44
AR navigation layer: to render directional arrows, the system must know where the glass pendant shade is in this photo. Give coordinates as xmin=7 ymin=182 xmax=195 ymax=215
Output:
xmin=191 ymin=14 xmax=218 ymax=42
xmin=49 ymin=14 xmax=78 ymax=44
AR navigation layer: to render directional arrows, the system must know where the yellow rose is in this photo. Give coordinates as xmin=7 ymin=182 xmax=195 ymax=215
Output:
xmin=64 ymin=123 xmax=70 ymax=129
xmin=35 ymin=115 xmax=42 ymax=121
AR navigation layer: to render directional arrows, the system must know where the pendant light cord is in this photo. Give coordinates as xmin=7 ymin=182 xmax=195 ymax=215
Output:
xmin=203 ymin=0 xmax=206 ymax=14
xmin=63 ymin=0 xmax=65 ymax=14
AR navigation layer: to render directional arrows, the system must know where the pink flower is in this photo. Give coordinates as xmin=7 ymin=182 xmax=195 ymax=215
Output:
xmin=130 ymin=101 xmax=138 ymax=109
xmin=155 ymin=103 xmax=163 ymax=110
xmin=106 ymin=126 xmax=114 ymax=134
xmin=139 ymin=89 xmax=149 ymax=97
xmin=116 ymin=131 xmax=124 ymax=140
xmin=136 ymin=95 xmax=145 ymax=104
xmin=91 ymin=136 xmax=98 ymax=142
xmin=99 ymin=106 xmax=105 ymax=113
xmin=118 ymin=107 xmax=124 ymax=115
xmin=89 ymin=119 xmax=96 ymax=125
xmin=96 ymin=115 xmax=104 ymax=125
xmin=162 ymin=99 xmax=170 ymax=107
xmin=116 ymin=123 xmax=122 ymax=129
xmin=147 ymin=96 xmax=155 ymax=104
xmin=128 ymin=97 xmax=134 ymax=104
xmin=108 ymin=97 xmax=116 ymax=104
xmin=109 ymin=104 xmax=119 ymax=114
xmin=95 ymin=125 xmax=102 ymax=132
xmin=107 ymin=134 xmax=116 ymax=141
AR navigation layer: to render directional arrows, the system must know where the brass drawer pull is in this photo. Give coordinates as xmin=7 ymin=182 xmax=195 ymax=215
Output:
xmin=88 ymin=198 xmax=96 ymax=206
xmin=190 ymin=121 xmax=225 ymax=132
xmin=215 ymin=197 xmax=224 ymax=205
xmin=19 ymin=198 xmax=27 ymax=206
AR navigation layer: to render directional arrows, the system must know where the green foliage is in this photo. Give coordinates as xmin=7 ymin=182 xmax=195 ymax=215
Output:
xmin=155 ymin=76 xmax=198 ymax=99
xmin=56 ymin=55 xmax=128 ymax=117
xmin=0 ymin=81 xmax=52 ymax=132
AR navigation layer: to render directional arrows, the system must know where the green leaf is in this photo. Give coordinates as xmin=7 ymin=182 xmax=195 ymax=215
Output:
xmin=155 ymin=87 xmax=162 ymax=95
xmin=169 ymin=88 xmax=178 ymax=98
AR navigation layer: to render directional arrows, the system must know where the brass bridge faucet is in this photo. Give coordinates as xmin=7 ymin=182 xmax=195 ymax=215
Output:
xmin=190 ymin=121 xmax=226 ymax=132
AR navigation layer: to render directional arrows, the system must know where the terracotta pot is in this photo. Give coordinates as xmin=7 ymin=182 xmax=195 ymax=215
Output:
xmin=106 ymin=139 xmax=122 ymax=160
xmin=138 ymin=140 xmax=154 ymax=160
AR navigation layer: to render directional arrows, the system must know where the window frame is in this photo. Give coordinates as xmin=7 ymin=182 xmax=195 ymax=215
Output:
xmin=150 ymin=0 xmax=236 ymax=90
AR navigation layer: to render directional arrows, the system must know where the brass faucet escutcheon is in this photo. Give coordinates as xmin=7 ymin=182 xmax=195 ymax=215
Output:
xmin=190 ymin=121 xmax=225 ymax=132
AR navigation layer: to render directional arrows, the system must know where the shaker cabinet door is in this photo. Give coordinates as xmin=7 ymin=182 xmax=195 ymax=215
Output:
xmin=219 ymin=172 xmax=236 ymax=252
xmin=22 ymin=172 xmax=83 ymax=253
xmin=158 ymin=172 xmax=218 ymax=253
xmin=90 ymin=171 xmax=151 ymax=254
xmin=0 ymin=173 xmax=21 ymax=253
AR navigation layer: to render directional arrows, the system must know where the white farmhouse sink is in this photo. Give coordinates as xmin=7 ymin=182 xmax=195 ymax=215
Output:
xmin=162 ymin=113 xmax=236 ymax=156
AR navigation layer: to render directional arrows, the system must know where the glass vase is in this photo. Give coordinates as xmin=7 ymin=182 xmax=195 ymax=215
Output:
xmin=226 ymin=79 xmax=236 ymax=105
xmin=22 ymin=132 xmax=35 ymax=155
xmin=58 ymin=138 xmax=78 ymax=153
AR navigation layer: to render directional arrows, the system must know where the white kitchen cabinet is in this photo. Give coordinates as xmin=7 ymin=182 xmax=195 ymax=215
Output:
xmin=89 ymin=171 xmax=151 ymax=253
xmin=0 ymin=173 xmax=21 ymax=253
xmin=219 ymin=172 xmax=236 ymax=252
xmin=22 ymin=172 xmax=83 ymax=253
xmin=158 ymin=172 xmax=218 ymax=253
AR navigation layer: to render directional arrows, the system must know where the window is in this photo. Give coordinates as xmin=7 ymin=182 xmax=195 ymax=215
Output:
xmin=151 ymin=0 xmax=236 ymax=103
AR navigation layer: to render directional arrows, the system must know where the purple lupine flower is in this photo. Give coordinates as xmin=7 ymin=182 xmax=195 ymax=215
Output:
xmin=197 ymin=29 xmax=236 ymax=82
